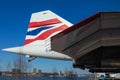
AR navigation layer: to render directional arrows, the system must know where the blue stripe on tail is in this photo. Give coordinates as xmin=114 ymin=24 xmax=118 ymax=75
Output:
xmin=27 ymin=26 xmax=54 ymax=35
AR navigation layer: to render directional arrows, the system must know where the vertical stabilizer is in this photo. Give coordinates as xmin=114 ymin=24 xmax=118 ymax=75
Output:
xmin=24 ymin=10 xmax=73 ymax=46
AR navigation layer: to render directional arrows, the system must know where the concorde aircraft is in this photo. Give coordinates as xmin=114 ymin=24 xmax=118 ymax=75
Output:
xmin=2 ymin=10 xmax=73 ymax=62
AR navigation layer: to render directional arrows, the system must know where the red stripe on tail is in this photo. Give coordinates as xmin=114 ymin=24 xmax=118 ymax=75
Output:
xmin=24 ymin=25 xmax=68 ymax=45
xmin=29 ymin=18 xmax=61 ymax=28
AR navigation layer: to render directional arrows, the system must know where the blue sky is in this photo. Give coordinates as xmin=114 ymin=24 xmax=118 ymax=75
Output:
xmin=0 ymin=0 xmax=120 ymax=73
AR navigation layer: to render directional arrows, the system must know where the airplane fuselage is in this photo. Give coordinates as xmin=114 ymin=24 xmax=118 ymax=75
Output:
xmin=2 ymin=45 xmax=72 ymax=61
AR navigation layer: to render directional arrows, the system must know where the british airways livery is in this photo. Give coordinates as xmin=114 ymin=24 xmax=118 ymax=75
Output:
xmin=2 ymin=10 xmax=73 ymax=61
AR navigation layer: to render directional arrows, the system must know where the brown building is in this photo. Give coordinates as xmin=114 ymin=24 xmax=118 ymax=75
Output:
xmin=51 ymin=12 xmax=120 ymax=73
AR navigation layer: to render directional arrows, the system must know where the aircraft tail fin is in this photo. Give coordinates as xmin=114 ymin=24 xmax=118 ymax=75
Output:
xmin=24 ymin=10 xmax=73 ymax=46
